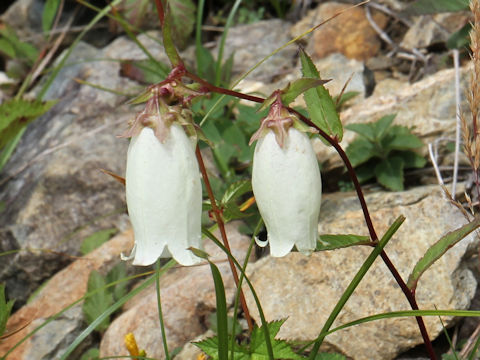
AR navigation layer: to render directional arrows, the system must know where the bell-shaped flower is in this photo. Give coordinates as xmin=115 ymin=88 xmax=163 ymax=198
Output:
xmin=251 ymin=100 xmax=322 ymax=257
xmin=123 ymin=93 xmax=203 ymax=266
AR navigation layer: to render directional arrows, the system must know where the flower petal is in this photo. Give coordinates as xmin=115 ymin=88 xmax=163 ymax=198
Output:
xmin=126 ymin=125 xmax=202 ymax=266
xmin=252 ymin=128 xmax=322 ymax=257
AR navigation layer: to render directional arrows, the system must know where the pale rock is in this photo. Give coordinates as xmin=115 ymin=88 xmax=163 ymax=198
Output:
xmin=401 ymin=13 xmax=470 ymax=50
xmin=0 ymin=230 xmax=134 ymax=360
xmin=315 ymin=63 xmax=471 ymax=171
xmin=291 ymin=2 xmax=388 ymax=61
xmin=243 ymin=185 xmax=477 ymax=360
xmin=99 ymin=222 xmax=253 ymax=359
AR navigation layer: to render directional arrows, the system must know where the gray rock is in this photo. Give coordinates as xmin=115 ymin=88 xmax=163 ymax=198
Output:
xmin=214 ymin=19 xmax=298 ymax=83
xmin=243 ymin=185 xmax=477 ymax=360
xmin=0 ymin=39 xmax=138 ymax=305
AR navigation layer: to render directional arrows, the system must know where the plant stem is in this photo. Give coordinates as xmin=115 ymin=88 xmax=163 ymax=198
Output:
xmin=291 ymin=110 xmax=437 ymax=360
xmin=195 ymin=146 xmax=254 ymax=332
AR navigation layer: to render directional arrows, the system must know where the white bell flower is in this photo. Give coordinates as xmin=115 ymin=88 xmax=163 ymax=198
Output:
xmin=251 ymin=102 xmax=322 ymax=257
xmin=125 ymin=123 xmax=203 ymax=266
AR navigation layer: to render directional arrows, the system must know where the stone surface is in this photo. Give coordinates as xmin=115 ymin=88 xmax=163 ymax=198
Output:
xmin=315 ymin=63 xmax=471 ymax=171
xmin=243 ymin=185 xmax=477 ymax=360
xmin=215 ymin=19 xmax=298 ymax=82
xmin=99 ymin=222 xmax=253 ymax=359
xmin=291 ymin=2 xmax=388 ymax=61
xmin=401 ymin=13 xmax=470 ymax=50
xmin=0 ymin=39 xmax=138 ymax=306
xmin=0 ymin=230 xmax=134 ymax=360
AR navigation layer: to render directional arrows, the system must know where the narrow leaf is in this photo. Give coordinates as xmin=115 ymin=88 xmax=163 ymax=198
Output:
xmin=162 ymin=3 xmax=183 ymax=67
xmin=209 ymin=261 xmax=228 ymax=360
xmin=405 ymin=0 xmax=469 ymax=15
xmin=221 ymin=180 xmax=252 ymax=205
xmin=407 ymin=216 xmax=480 ymax=290
xmin=447 ymin=23 xmax=472 ymax=50
xmin=374 ymin=157 xmax=404 ymax=191
xmin=42 ymin=0 xmax=61 ymax=33
xmin=316 ymin=234 xmax=371 ymax=251
xmin=300 ymin=49 xmax=342 ymax=142
xmin=0 ymin=284 xmax=15 ymax=337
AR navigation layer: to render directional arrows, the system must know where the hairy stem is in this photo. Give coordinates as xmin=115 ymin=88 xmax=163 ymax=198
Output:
xmin=195 ymin=146 xmax=254 ymax=332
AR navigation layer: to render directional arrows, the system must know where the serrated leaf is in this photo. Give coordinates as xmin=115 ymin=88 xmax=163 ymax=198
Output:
xmin=0 ymin=284 xmax=15 ymax=337
xmin=80 ymin=228 xmax=118 ymax=255
xmin=194 ymin=336 xmax=250 ymax=360
xmin=82 ymin=271 xmax=113 ymax=332
xmin=316 ymin=234 xmax=371 ymax=251
xmin=375 ymin=157 xmax=404 ymax=191
xmin=447 ymin=23 xmax=471 ymax=50
xmin=281 ymin=78 xmax=329 ymax=106
xmin=315 ymin=353 xmax=347 ymax=360
xmin=405 ymin=0 xmax=469 ymax=15
xmin=345 ymin=122 xmax=376 ymax=142
xmin=221 ymin=180 xmax=252 ymax=205
xmin=251 ymin=320 xmax=303 ymax=360
xmin=395 ymin=151 xmax=427 ymax=169
xmin=300 ymin=49 xmax=342 ymax=142
xmin=407 ymin=216 xmax=480 ymax=290
xmin=42 ymin=0 xmax=61 ymax=33
xmin=383 ymin=125 xmax=423 ymax=150
xmin=169 ymin=0 xmax=196 ymax=49
xmin=374 ymin=114 xmax=396 ymax=140
xmin=345 ymin=138 xmax=377 ymax=167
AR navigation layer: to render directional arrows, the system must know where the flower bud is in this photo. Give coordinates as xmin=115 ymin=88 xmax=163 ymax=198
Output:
xmin=252 ymin=127 xmax=322 ymax=257
xmin=125 ymin=123 xmax=202 ymax=266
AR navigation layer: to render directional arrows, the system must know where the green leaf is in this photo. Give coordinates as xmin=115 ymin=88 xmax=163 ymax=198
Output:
xmin=405 ymin=0 xmax=469 ymax=15
xmin=383 ymin=125 xmax=423 ymax=151
xmin=105 ymin=262 xmax=127 ymax=302
xmin=354 ymin=163 xmax=376 ymax=183
xmin=374 ymin=157 xmax=405 ymax=191
xmin=162 ymin=3 xmax=183 ymax=66
xmin=345 ymin=122 xmax=376 ymax=142
xmin=80 ymin=347 xmax=100 ymax=360
xmin=315 ymin=353 xmax=347 ymax=360
xmin=251 ymin=320 xmax=303 ymax=360
xmin=407 ymin=216 xmax=480 ymax=290
xmin=281 ymin=78 xmax=329 ymax=106
xmin=169 ymin=0 xmax=196 ymax=49
xmin=221 ymin=180 xmax=252 ymax=205
xmin=0 ymin=39 xmax=15 ymax=58
xmin=316 ymin=234 xmax=371 ymax=251
xmin=195 ymin=44 xmax=216 ymax=81
xmin=82 ymin=271 xmax=113 ymax=332
xmin=345 ymin=138 xmax=377 ymax=167
xmin=80 ymin=228 xmax=118 ymax=255
xmin=194 ymin=336 xmax=250 ymax=360
xmin=373 ymin=114 xmax=396 ymax=141
xmin=447 ymin=23 xmax=472 ymax=50
xmin=208 ymin=261 xmax=228 ymax=360
xmin=42 ymin=0 xmax=61 ymax=33
xmin=300 ymin=49 xmax=343 ymax=142
xmin=208 ymin=312 xmax=243 ymax=337
xmin=334 ymin=91 xmax=359 ymax=111
xmin=395 ymin=151 xmax=427 ymax=169
xmin=0 ymin=284 xmax=15 ymax=337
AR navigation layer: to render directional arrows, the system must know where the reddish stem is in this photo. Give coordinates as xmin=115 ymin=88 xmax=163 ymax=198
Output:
xmin=154 ymin=0 xmax=165 ymax=27
xmin=195 ymin=146 xmax=254 ymax=332
xmin=185 ymin=69 xmax=437 ymax=359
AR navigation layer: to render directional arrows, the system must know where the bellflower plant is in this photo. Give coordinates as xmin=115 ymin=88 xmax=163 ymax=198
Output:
xmin=250 ymin=97 xmax=322 ymax=256
xmin=122 ymin=88 xmax=203 ymax=266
